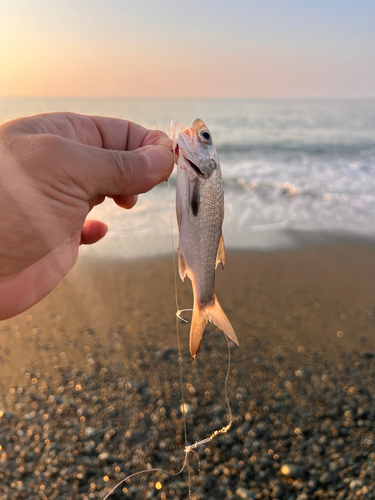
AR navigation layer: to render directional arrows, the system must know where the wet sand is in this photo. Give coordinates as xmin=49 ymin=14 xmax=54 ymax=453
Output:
xmin=1 ymin=231 xmax=375 ymax=499
xmin=1 ymin=231 xmax=375 ymax=383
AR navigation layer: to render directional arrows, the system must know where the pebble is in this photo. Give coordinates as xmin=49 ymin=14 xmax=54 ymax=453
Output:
xmin=128 ymin=380 xmax=141 ymax=391
xmin=0 ymin=411 xmax=15 ymax=420
xmin=236 ymin=487 xmax=256 ymax=499
xmin=350 ymin=479 xmax=364 ymax=490
xmin=280 ymin=464 xmax=305 ymax=479
xmin=180 ymin=403 xmax=194 ymax=414
xmin=271 ymin=483 xmax=285 ymax=498
xmin=203 ymin=475 xmax=216 ymax=490
xmin=84 ymin=426 xmax=95 ymax=437
xmin=320 ymin=471 xmax=333 ymax=484
xmin=360 ymin=350 xmax=375 ymax=358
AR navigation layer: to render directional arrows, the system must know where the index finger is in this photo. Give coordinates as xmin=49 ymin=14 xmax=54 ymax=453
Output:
xmin=90 ymin=115 xmax=173 ymax=151
xmin=2 ymin=112 xmax=173 ymax=152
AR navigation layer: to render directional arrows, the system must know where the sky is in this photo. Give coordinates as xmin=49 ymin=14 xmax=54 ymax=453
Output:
xmin=0 ymin=0 xmax=375 ymax=98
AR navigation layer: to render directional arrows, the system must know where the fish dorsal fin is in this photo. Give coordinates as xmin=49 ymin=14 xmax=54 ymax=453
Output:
xmin=215 ymin=234 xmax=225 ymax=269
xmin=178 ymin=249 xmax=188 ymax=281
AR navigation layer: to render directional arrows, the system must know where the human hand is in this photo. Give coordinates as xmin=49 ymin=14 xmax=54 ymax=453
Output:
xmin=0 ymin=112 xmax=173 ymax=319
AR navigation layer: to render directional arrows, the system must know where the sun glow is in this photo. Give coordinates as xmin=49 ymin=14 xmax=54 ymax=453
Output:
xmin=1 ymin=0 xmax=374 ymax=98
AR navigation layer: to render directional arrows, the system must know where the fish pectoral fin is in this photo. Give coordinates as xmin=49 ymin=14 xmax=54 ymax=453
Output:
xmin=215 ymin=234 xmax=226 ymax=269
xmin=189 ymin=295 xmax=238 ymax=359
xmin=178 ymin=249 xmax=188 ymax=281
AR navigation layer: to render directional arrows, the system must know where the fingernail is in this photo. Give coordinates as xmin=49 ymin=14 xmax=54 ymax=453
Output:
xmin=143 ymin=146 xmax=173 ymax=181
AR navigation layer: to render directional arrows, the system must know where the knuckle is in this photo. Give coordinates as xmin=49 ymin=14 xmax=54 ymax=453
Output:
xmin=32 ymin=134 xmax=67 ymax=168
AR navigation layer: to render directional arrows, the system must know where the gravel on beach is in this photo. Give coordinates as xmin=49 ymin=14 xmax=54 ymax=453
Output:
xmin=1 ymin=235 xmax=375 ymax=499
xmin=1 ymin=327 xmax=375 ymax=500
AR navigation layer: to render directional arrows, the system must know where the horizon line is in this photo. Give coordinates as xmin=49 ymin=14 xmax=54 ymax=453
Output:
xmin=1 ymin=95 xmax=375 ymax=100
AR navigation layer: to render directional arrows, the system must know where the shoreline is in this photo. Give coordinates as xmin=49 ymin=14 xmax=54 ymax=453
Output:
xmin=79 ymin=227 xmax=375 ymax=261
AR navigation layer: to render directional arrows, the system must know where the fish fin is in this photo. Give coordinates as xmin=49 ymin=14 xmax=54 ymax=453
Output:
xmin=176 ymin=200 xmax=182 ymax=228
xmin=190 ymin=305 xmax=208 ymax=359
xmin=190 ymin=178 xmax=200 ymax=217
xmin=215 ymin=234 xmax=225 ymax=269
xmin=207 ymin=295 xmax=238 ymax=346
xmin=178 ymin=249 xmax=188 ymax=281
xmin=189 ymin=295 xmax=238 ymax=359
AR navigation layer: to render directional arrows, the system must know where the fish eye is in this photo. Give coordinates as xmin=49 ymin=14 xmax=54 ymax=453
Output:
xmin=200 ymin=130 xmax=211 ymax=142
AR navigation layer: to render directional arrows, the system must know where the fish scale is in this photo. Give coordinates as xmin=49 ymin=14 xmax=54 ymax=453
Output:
xmin=191 ymin=173 xmax=223 ymax=306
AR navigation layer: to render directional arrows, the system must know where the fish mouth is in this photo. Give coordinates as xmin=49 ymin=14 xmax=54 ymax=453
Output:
xmin=184 ymin=155 xmax=206 ymax=177
xmin=175 ymin=144 xmax=206 ymax=177
xmin=175 ymin=131 xmax=217 ymax=178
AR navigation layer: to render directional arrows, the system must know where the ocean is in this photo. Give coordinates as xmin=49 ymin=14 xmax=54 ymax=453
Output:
xmin=1 ymin=96 xmax=375 ymax=259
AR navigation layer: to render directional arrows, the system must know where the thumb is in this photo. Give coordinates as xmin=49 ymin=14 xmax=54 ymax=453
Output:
xmin=58 ymin=138 xmax=174 ymax=198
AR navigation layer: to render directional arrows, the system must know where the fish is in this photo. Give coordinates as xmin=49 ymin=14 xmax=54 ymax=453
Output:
xmin=174 ymin=118 xmax=239 ymax=358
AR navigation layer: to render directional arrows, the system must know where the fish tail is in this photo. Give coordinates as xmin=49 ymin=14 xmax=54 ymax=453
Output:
xmin=190 ymin=305 xmax=208 ymax=359
xmin=190 ymin=294 xmax=239 ymax=359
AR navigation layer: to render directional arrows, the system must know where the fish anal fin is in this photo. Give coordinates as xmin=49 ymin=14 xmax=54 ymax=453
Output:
xmin=178 ymin=249 xmax=188 ymax=281
xmin=215 ymin=234 xmax=225 ymax=269
xmin=189 ymin=294 xmax=238 ymax=358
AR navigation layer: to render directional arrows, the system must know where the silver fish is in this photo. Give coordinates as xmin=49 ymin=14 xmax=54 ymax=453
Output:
xmin=174 ymin=118 xmax=239 ymax=358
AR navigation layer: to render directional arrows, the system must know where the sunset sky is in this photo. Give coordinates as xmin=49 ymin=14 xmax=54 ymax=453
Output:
xmin=1 ymin=0 xmax=374 ymax=98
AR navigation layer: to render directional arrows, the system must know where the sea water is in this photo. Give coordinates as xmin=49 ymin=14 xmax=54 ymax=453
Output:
xmin=1 ymin=97 xmax=375 ymax=258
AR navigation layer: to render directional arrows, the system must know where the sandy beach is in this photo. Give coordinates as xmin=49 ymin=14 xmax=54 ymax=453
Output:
xmin=1 ymin=230 xmax=375 ymax=499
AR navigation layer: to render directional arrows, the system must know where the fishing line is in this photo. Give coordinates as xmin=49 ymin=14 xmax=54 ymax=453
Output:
xmin=184 ymin=336 xmax=233 ymax=454
xmin=102 ymin=127 xmax=192 ymax=500
xmin=167 ymin=149 xmax=193 ymax=497
xmin=102 ymin=121 xmax=234 ymax=499
xmin=103 ymin=458 xmax=189 ymax=500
